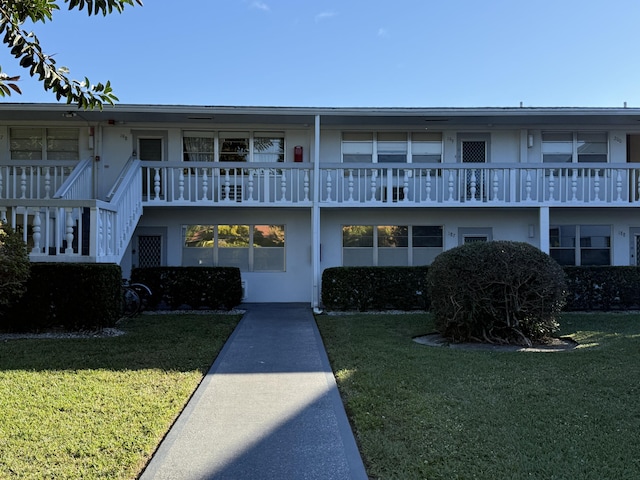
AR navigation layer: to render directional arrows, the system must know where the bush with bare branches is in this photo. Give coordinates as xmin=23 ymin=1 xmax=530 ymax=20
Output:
xmin=426 ymin=241 xmax=567 ymax=346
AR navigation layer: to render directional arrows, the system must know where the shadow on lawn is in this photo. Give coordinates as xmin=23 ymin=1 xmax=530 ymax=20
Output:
xmin=0 ymin=314 xmax=242 ymax=373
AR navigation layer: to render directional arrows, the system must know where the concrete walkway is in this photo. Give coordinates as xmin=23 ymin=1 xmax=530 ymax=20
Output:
xmin=139 ymin=303 xmax=368 ymax=480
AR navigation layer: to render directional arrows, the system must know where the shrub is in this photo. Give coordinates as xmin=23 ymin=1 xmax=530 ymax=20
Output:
xmin=426 ymin=241 xmax=567 ymax=346
xmin=2 ymin=263 xmax=122 ymax=332
xmin=322 ymin=266 xmax=429 ymax=311
xmin=0 ymin=222 xmax=30 ymax=310
xmin=130 ymin=267 xmax=242 ymax=310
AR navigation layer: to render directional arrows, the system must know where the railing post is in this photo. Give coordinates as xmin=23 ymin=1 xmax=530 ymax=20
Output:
xmin=303 ymin=169 xmax=310 ymax=202
xmin=31 ymin=208 xmax=41 ymax=254
xmin=65 ymin=208 xmax=75 ymax=254
xmin=370 ymin=169 xmax=378 ymax=202
xmin=202 ymin=168 xmax=209 ymax=201
xmin=20 ymin=167 xmax=27 ymax=199
xmin=325 ymin=169 xmax=333 ymax=202
xmin=154 ymin=168 xmax=161 ymax=200
xmin=425 ymin=169 xmax=432 ymax=202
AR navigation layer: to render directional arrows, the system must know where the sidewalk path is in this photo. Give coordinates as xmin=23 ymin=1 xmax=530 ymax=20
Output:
xmin=139 ymin=303 xmax=368 ymax=480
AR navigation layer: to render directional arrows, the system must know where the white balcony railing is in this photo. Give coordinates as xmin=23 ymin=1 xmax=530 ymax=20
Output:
xmin=140 ymin=162 xmax=313 ymax=205
xmin=0 ymin=159 xmax=141 ymax=264
xmin=0 ymin=160 xmax=80 ymax=200
xmin=319 ymin=163 xmax=640 ymax=205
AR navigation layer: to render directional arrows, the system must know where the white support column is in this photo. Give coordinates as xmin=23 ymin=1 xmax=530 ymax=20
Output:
xmin=539 ymin=206 xmax=550 ymax=254
xmin=311 ymin=114 xmax=322 ymax=312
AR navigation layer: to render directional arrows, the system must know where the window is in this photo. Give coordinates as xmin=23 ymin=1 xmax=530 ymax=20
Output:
xmin=253 ymin=133 xmax=285 ymax=163
xmin=342 ymin=132 xmax=442 ymax=163
xmin=183 ymin=131 xmax=215 ymax=162
xmin=411 ymin=132 xmax=442 ymax=163
xmin=542 ymin=132 xmax=608 ymax=163
xmin=220 ymin=133 xmax=249 ymax=163
xmin=342 ymin=132 xmax=373 ymax=163
xmin=10 ymin=127 xmax=79 ymax=160
xmin=550 ymin=225 xmax=611 ymax=266
xmin=342 ymin=225 xmax=443 ymax=266
xmin=182 ymin=131 xmax=285 ymax=163
xmin=377 ymin=133 xmax=407 ymax=163
xmin=183 ymin=224 xmax=285 ymax=271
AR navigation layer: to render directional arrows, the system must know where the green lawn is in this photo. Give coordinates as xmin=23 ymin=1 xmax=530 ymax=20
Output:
xmin=0 ymin=313 xmax=241 ymax=479
xmin=316 ymin=312 xmax=640 ymax=480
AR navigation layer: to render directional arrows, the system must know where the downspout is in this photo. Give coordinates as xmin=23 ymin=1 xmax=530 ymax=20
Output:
xmin=312 ymin=114 xmax=323 ymax=313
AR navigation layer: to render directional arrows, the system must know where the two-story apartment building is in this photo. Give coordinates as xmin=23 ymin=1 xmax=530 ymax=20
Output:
xmin=1 ymin=103 xmax=640 ymax=309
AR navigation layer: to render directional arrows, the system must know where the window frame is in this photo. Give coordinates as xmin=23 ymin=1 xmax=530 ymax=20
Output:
xmin=549 ymin=224 xmax=611 ymax=266
xmin=342 ymin=224 xmax=443 ymax=266
xmin=10 ymin=127 xmax=79 ymax=161
xmin=181 ymin=131 xmax=286 ymax=163
xmin=542 ymin=131 xmax=609 ymax=164
xmin=341 ymin=132 xmax=442 ymax=164
xmin=182 ymin=224 xmax=286 ymax=272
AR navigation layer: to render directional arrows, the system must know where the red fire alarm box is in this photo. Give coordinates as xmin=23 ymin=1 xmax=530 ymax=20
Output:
xmin=294 ymin=145 xmax=303 ymax=162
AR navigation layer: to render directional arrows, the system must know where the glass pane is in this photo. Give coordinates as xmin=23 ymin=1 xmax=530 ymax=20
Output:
xmin=542 ymin=132 xmax=572 ymax=142
xmin=184 ymin=225 xmax=214 ymax=248
xmin=343 ymin=248 xmax=373 ymax=266
xmin=377 ymin=154 xmax=407 ymax=163
xmin=343 ymin=154 xmax=373 ymax=163
xmin=343 ymin=142 xmax=374 ymax=154
xmin=413 ymin=226 xmax=443 ymax=247
xmin=412 ymin=142 xmax=442 ymax=155
xmin=580 ymin=226 xmax=610 ymax=247
xmin=254 ymin=136 xmax=284 ymax=162
xmin=343 ymin=226 xmax=373 ymax=247
xmin=220 ymin=135 xmax=249 ymax=162
xmin=412 ymin=247 xmax=442 ymax=265
xmin=183 ymin=136 xmax=214 ymax=162
xmin=182 ymin=247 xmax=214 ymax=266
xmin=10 ymin=128 xmax=42 ymax=160
xmin=378 ymin=248 xmax=408 ymax=266
xmin=343 ymin=132 xmax=373 ymax=142
xmin=581 ymin=249 xmax=610 ymax=266
xmin=218 ymin=248 xmax=249 ymax=270
xmin=378 ymin=226 xmax=408 ymax=247
xmin=412 ymin=132 xmax=442 ymax=142
xmin=139 ymin=138 xmax=162 ymax=161
xmin=377 ymin=132 xmax=406 ymax=142
xmin=543 ymin=154 xmax=572 ymax=163
xmin=378 ymin=141 xmax=407 ymax=153
xmin=412 ymin=155 xmax=442 ymax=163
xmin=550 ymin=249 xmax=576 ymax=266
xmin=550 ymin=225 xmax=576 ymax=248
xmin=254 ymin=248 xmax=285 ymax=271
xmin=218 ymin=225 xmax=250 ymax=247
xmin=253 ymin=225 xmax=285 ymax=247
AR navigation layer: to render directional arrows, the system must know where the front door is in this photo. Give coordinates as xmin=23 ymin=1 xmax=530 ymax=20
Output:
xmin=462 ymin=140 xmax=487 ymax=201
xmin=630 ymin=228 xmax=640 ymax=265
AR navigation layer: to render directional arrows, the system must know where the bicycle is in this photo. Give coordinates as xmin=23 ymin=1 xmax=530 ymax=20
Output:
xmin=122 ymin=280 xmax=152 ymax=317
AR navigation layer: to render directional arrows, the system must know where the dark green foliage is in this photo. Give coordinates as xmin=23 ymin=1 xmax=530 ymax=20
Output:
xmin=130 ymin=267 xmax=242 ymax=310
xmin=321 ymin=266 xmax=429 ymax=311
xmin=563 ymin=266 xmax=640 ymax=311
xmin=426 ymin=241 xmax=567 ymax=345
xmin=2 ymin=263 xmax=122 ymax=332
xmin=0 ymin=222 xmax=30 ymax=310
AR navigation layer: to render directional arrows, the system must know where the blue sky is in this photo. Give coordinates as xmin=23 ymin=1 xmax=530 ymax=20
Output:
xmin=5 ymin=0 xmax=640 ymax=107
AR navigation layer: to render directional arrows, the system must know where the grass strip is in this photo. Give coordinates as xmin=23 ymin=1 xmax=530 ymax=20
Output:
xmin=317 ymin=312 xmax=640 ymax=480
xmin=0 ymin=313 xmax=241 ymax=479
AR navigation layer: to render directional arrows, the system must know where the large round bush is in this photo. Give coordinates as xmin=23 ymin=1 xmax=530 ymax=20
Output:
xmin=426 ymin=241 xmax=567 ymax=346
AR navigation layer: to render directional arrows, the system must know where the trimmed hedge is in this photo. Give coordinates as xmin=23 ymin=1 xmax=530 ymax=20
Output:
xmin=130 ymin=266 xmax=242 ymax=310
xmin=563 ymin=266 xmax=640 ymax=311
xmin=321 ymin=265 xmax=640 ymax=312
xmin=321 ymin=266 xmax=429 ymax=311
xmin=1 ymin=263 xmax=122 ymax=332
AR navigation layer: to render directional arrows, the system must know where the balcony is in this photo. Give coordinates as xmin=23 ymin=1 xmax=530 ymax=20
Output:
xmin=140 ymin=162 xmax=313 ymax=206
xmin=319 ymin=163 xmax=640 ymax=206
